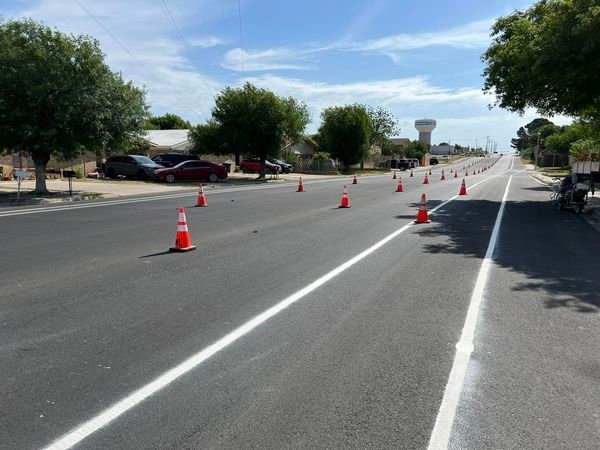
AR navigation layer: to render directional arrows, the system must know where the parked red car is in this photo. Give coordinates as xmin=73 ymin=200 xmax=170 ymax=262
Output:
xmin=155 ymin=160 xmax=228 ymax=183
xmin=240 ymin=159 xmax=280 ymax=174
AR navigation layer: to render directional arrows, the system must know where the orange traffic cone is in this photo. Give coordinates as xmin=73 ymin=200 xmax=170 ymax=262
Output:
xmin=465 ymin=171 xmax=469 ymax=177
xmin=440 ymin=170 xmax=446 ymax=181
xmin=414 ymin=193 xmax=431 ymax=224
xmin=423 ymin=174 xmax=429 ymax=184
xmin=396 ymin=177 xmax=404 ymax=192
xmin=297 ymin=177 xmax=304 ymax=192
xmin=170 ymin=208 xmax=197 ymax=252
xmin=195 ymin=184 xmax=208 ymax=207
xmin=392 ymin=171 xmax=397 ymax=179
xmin=410 ymin=170 xmax=414 ymax=177
xmin=454 ymin=170 xmax=458 ymax=178
xmin=450 ymin=168 xmax=453 ymax=173
xmin=459 ymin=179 xmax=468 ymax=195
xmin=352 ymin=174 xmax=358 ymax=184
xmin=478 ymin=168 xmax=480 ymax=174
xmin=339 ymin=185 xmax=351 ymax=208
xmin=429 ymin=169 xmax=432 ymax=175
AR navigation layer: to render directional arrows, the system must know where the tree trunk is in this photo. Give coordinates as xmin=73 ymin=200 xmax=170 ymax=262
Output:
xmin=33 ymin=155 xmax=51 ymax=195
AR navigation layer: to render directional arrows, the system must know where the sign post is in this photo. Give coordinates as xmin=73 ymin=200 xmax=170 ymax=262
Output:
xmin=15 ymin=170 xmax=28 ymax=201
xmin=62 ymin=170 xmax=76 ymax=196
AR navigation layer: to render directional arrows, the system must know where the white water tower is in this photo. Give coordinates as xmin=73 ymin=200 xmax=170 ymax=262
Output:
xmin=415 ymin=119 xmax=437 ymax=146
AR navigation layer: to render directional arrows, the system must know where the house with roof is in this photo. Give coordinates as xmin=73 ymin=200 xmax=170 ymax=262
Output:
xmin=389 ymin=138 xmax=410 ymax=149
xmin=281 ymin=136 xmax=319 ymax=159
xmin=143 ymin=129 xmax=192 ymax=156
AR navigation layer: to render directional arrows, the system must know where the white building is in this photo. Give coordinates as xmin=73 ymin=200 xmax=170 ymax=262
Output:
xmin=144 ymin=129 xmax=192 ymax=155
xmin=430 ymin=144 xmax=456 ymax=155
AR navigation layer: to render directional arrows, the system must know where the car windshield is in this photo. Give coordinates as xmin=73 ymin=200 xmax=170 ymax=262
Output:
xmin=131 ymin=155 xmax=155 ymax=165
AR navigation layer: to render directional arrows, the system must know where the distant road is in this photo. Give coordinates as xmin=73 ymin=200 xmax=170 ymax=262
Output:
xmin=1 ymin=156 xmax=598 ymax=449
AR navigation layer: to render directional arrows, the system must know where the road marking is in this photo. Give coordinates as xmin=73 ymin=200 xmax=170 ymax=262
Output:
xmin=0 ymin=183 xmax=304 ymax=218
xmin=428 ymin=174 xmax=513 ymax=450
xmin=43 ymin=220 xmax=413 ymax=450
xmin=529 ymin=175 xmax=548 ymax=186
xmin=44 ymin=171 xmax=506 ymax=450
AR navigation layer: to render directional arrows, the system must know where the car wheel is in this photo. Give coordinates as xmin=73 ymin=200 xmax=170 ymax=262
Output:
xmin=208 ymin=173 xmax=219 ymax=183
xmin=106 ymin=167 xmax=116 ymax=178
xmin=137 ymin=170 xmax=147 ymax=180
xmin=165 ymin=174 xmax=176 ymax=183
xmin=241 ymin=167 xmax=247 ymax=173
xmin=265 ymin=168 xmax=271 ymax=174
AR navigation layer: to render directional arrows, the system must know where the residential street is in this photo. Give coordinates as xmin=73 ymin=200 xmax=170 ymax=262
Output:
xmin=1 ymin=156 xmax=599 ymax=449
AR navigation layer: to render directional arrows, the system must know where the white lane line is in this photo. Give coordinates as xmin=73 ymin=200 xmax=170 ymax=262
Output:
xmin=427 ymin=174 xmax=513 ymax=450
xmin=510 ymin=156 xmax=515 ymax=171
xmin=44 ymin=171 xmax=507 ymax=450
xmin=0 ymin=183 xmax=300 ymax=218
xmin=44 ymin=219 xmax=413 ymax=450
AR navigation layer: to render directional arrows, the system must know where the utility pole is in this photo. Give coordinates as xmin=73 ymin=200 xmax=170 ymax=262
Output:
xmin=535 ymin=134 xmax=540 ymax=169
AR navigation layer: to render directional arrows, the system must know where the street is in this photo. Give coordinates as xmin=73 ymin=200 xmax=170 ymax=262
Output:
xmin=1 ymin=156 xmax=599 ymax=449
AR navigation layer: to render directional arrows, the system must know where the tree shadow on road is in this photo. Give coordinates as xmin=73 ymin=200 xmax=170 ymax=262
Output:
xmin=413 ymin=198 xmax=600 ymax=313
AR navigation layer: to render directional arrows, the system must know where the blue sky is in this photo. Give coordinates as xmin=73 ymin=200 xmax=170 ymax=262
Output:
xmin=3 ymin=0 xmax=570 ymax=151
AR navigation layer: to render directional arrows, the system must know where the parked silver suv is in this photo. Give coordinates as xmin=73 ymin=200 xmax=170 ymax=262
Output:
xmin=104 ymin=155 xmax=164 ymax=180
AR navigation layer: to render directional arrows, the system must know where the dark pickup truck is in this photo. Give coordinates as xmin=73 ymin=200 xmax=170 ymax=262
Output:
xmin=377 ymin=159 xmax=411 ymax=170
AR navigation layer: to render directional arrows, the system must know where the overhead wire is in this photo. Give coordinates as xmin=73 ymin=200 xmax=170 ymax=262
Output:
xmin=159 ymin=0 xmax=216 ymax=98
xmin=237 ymin=0 xmax=244 ymax=72
xmin=73 ymin=0 xmax=168 ymax=90
xmin=73 ymin=0 xmax=207 ymax=118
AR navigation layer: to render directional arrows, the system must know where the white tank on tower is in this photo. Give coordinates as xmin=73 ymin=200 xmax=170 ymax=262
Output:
xmin=415 ymin=119 xmax=437 ymax=146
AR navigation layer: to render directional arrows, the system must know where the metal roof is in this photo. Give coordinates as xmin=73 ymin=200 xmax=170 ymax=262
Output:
xmin=144 ymin=129 xmax=190 ymax=147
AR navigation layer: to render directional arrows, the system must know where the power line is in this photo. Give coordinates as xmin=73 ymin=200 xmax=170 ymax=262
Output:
xmin=73 ymin=0 xmax=168 ymax=89
xmin=73 ymin=0 xmax=206 ymax=118
xmin=159 ymin=0 xmax=216 ymax=98
xmin=237 ymin=0 xmax=244 ymax=72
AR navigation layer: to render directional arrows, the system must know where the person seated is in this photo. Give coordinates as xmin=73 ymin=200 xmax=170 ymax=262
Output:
xmin=560 ymin=176 xmax=573 ymax=195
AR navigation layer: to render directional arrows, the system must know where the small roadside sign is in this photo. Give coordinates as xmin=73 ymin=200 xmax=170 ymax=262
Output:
xmin=15 ymin=170 xmax=28 ymax=179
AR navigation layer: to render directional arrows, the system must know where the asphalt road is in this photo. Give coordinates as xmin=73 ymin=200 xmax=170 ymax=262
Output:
xmin=1 ymin=156 xmax=599 ymax=449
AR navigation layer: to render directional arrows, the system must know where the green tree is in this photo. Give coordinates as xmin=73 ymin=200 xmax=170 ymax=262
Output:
xmin=511 ymin=126 xmax=530 ymax=153
xmin=318 ymin=104 xmax=372 ymax=170
xmin=0 ymin=19 xmax=148 ymax=194
xmin=281 ymin=97 xmax=311 ymax=144
xmin=511 ymin=118 xmax=555 ymax=159
xmin=546 ymin=121 xmax=596 ymax=159
xmin=366 ymin=106 xmax=400 ymax=155
xmin=145 ymin=113 xmax=191 ymax=130
xmin=188 ymin=120 xmax=226 ymax=155
xmin=570 ymin=138 xmax=600 ymax=161
xmin=403 ymin=140 xmax=427 ymax=159
xmin=483 ymin=0 xmax=600 ymax=119
xmin=191 ymin=83 xmax=310 ymax=177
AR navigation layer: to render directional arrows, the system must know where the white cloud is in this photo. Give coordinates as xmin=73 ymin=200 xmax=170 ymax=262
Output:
xmin=7 ymin=0 xmax=221 ymax=123
xmin=342 ymin=19 xmax=494 ymax=61
xmin=222 ymin=47 xmax=316 ymax=72
xmin=190 ymin=36 xmax=226 ymax=48
xmin=241 ymin=74 xmax=485 ymax=110
xmin=5 ymin=2 xmax=563 ymax=149
xmin=220 ymin=18 xmax=494 ymax=72
xmin=237 ymin=74 xmax=573 ymax=150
